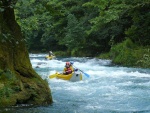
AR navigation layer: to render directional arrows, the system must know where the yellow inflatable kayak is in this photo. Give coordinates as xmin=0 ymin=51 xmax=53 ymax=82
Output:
xmin=49 ymin=72 xmax=82 ymax=82
xmin=45 ymin=55 xmax=55 ymax=60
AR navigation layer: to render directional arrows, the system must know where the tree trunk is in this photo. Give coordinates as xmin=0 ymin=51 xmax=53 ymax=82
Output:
xmin=0 ymin=0 xmax=52 ymax=107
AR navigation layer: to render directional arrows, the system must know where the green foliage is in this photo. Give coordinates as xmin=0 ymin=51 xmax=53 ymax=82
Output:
xmin=136 ymin=49 xmax=150 ymax=68
xmin=98 ymin=53 xmax=110 ymax=59
xmin=14 ymin=0 xmax=150 ymax=67
xmin=61 ymin=14 xmax=85 ymax=50
xmin=15 ymin=0 xmax=53 ymax=50
xmin=125 ymin=2 xmax=150 ymax=46
xmin=84 ymin=0 xmax=129 ymax=33
xmin=0 ymin=0 xmax=16 ymax=12
xmin=110 ymin=39 xmax=150 ymax=67
xmin=0 ymin=7 xmax=4 ymax=12
xmin=54 ymin=51 xmax=70 ymax=57
xmin=110 ymin=39 xmax=136 ymax=65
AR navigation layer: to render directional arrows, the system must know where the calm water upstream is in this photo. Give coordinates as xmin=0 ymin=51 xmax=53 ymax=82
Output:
xmin=1 ymin=53 xmax=150 ymax=113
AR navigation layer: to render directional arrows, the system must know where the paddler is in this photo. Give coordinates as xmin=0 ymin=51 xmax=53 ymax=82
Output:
xmin=63 ymin=62 xmax=74 ymax=75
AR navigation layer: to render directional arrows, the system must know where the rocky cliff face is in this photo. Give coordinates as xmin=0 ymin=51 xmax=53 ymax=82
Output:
xmin=0 ymin=0 xmax=52 ymax=107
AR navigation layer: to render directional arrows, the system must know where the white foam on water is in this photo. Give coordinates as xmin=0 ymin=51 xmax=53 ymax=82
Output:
xmin=29 ymin=54 xmax=150 ymax=112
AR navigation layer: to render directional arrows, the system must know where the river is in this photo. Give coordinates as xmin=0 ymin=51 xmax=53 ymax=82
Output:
xmin=2 ymin=53 xmax=150 ymax=113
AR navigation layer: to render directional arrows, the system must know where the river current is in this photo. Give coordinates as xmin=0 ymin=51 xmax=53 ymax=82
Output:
xmin=2 ymin=53 xmax=150 ymax=113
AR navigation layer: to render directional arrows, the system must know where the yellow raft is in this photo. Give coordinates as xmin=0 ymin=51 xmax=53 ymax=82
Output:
xmin=49 ymin=72 xmax=82 ymax=82
xmin=45 ymin=55 xmax=55 ymax=60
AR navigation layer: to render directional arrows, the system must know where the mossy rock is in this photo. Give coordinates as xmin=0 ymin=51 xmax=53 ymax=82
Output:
xmin=0 ymin=1 xmax=52 ymax=107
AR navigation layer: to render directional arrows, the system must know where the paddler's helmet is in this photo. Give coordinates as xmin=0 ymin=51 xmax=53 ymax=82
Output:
xmin=65 ymin=62 xmax=70 ymax=68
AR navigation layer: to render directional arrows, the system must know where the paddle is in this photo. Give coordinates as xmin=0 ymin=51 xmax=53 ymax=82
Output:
xmin=72 ymin=65 xmax=90 ymax=78
xmin=78 ymin=69 xmax=90 ymax=78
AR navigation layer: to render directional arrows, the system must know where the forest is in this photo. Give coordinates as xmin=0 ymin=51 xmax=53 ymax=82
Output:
xmin=0 ymin=0 xmax=150 ymax=109
xmin=14 ymin=0 xmax=150 ymax=68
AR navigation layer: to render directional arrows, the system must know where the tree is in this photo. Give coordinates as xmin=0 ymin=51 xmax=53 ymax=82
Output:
xmin=125 ymin=1 xmax=150 ymax=46
xmin=61 ymin=14 xmax=85 ymax=50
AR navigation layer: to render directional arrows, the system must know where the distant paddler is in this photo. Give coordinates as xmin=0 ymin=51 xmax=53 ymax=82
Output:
xmin=45 ymin=51 xmax=55 ymax=60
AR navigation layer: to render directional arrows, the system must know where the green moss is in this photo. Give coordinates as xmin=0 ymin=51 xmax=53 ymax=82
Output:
xmin=0 ymin=70 xmax=53 ymax=107
xmin=0 ymin=97 xmax=16 ymax=107
xmin=0 ymin=2 xmax=52 ymax=107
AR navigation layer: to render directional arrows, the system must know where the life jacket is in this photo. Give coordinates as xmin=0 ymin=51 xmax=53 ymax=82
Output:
xmin=64 ymin=67 xmax=73 ymax=74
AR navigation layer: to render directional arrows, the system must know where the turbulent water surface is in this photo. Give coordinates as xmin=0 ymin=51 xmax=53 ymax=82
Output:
xmin=2 ymin=54 xmax=150 ymax=113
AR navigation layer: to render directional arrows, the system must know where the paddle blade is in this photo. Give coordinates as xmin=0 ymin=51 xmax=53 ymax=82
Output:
xmin=72 ymin=65 xmax=90 ymax=78
xmin=83 ymin=72 xmax=90 ymax=78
